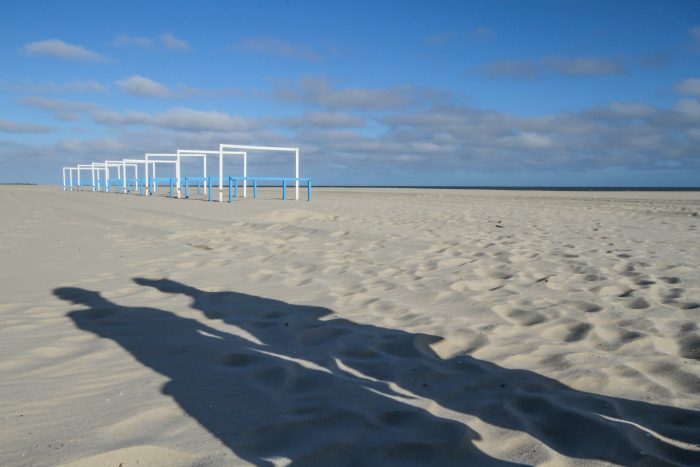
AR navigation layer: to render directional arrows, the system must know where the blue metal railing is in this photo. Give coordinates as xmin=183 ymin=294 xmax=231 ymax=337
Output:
xmin=102 ymin=176 xmax=312 ymax=201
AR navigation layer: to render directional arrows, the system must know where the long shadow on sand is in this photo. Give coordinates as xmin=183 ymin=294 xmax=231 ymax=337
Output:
xmin=55 ymin=281 xmax=700 ymax=466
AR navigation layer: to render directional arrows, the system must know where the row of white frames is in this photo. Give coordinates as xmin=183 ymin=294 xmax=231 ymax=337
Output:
xmin=62 ymin=144 xmax=301 ymax=201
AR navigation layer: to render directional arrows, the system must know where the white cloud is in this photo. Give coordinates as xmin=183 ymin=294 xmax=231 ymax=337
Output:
xmin=674 ymin=98 xmax=700 ymax=120
xmin=111 ymin=33 xmax=156 ymax=48
xmin=473 ymin=59 xmax=541 ymax=80
xmin=116 ymin=76 xmax=173 ymax=97
xmin=19 ymin=39 xmax=109 ymax=63
xmin=114 ymin=77 xmax=246 ymax=99
xmin=271 ymin=111 xmax=366 ymax=128
xmin=510 ymin=132 xmax=552 ymax=148
xmin=92 ymin=107 xmax=260 ymax=132
xmin=541 ymin=56 xmax=626 ymax=77
xmin=19 ymin=96 xmax=98 ymax=112
xmin=674 ymin=78 xmax=700 ymax=98
xmin=230 ymin=36 xmax=323 ymax=62
xmin=271 ymin=76 xmax=440 ymax=111
xmin=0 ymin=118 xmax=55 ymax=133
xmin=176 ymin=83 xmax=203 ymax=96
xmin=19 ymin=96 xmax=100 ymax=121
xmin=11 ymin=80 xmax=108 ymax=94
xmin=475 ymin=55 xmax=626 ymax=79
xmin=160 ymin=33 xmax=191 ymax=51
xmin=608 ymin=101 xmax=656 ymax=119
xmin=4 ymin=77 xmax=700 ymax=183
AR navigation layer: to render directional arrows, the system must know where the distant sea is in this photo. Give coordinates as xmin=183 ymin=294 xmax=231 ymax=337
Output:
xmin=317 ymin=186 xmax=700 ymax=192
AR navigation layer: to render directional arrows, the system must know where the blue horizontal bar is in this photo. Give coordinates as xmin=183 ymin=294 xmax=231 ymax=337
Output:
xmin=228 ymin=177 xmax=311 ymax=182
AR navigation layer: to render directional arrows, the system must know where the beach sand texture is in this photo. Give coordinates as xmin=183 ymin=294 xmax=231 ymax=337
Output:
xmin=1 ymin=185 xmax=699 ymax=466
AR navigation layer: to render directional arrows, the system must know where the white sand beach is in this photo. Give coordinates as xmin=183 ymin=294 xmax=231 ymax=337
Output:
xmin=1 ymin=185 xmax=699 ymax=466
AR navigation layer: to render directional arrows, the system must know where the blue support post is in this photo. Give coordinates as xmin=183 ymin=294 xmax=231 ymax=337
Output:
xmin=185 ymin=178 xmax=189 ymax=199
xmin=234 ymin=179 xmax=238 ymax=198
xmin=140 ymin=179 xmax=144 ymax=196
xmin=208 ymin=177 xmax=212 ymax=201
xmin=198 ymin=180 xmax=201 ymax=194
xmin=170 ymin=178 xmax=174 ymax=198
xmin=254 ymin=180 xmax=257 ymax=198
xmin=229 ymin=178 xmax=233 ymax=203
xmin=308 ymin=180 xmax=312 ymax=201
xmin=283 ymin=180 xmax=286 ymax=200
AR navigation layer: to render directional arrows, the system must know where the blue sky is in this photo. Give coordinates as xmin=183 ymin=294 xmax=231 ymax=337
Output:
xmin=1 ymin=0 xmax=699 ymax=186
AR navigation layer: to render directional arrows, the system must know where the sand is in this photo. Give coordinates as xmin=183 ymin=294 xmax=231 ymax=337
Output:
xmin=1 ymin=185 xmax=699 ymax=466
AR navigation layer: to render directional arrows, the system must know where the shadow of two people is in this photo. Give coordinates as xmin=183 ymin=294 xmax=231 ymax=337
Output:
xmin=54 ymin=279 xmax=700 ymax=466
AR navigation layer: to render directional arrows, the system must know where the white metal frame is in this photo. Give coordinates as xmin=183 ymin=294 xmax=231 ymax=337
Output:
xmin=122 ymin=159 xmax=158 ymax=190
xmin=218 ymin=144 xmax=299 ymax=202
xmin=177 ymin=149 xmax=248 ymax=197
xmin=176 ymin=150 xmax=208 ymax=196
xmin=77 ymin=164 xmax=96 ymax=191
xmin=106 ymin=160 xmax=137 ymax=193
xmin=144 ymin=154 xmax=180 ymax=196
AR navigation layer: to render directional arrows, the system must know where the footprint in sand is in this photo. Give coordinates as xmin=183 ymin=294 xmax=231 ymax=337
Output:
xmin=322 ymin=265 xmax=348 ymax=275
xmin=283 ymin=277 xmax=313 ymax=287
xmin=567 ymin=301 xmax=604 ymax=313
xmin=437 ymin=258 xmax=468 ymax=268
xmin=451 ymin=280 xmax=504 ymax=292
xmin=614 ymin=297 xmax=651 ymax=309
xmin=247 ymin=270 xmax=280 ymax=283
xmin=285 ymin=260 xmax=317 ymax=274
xmin=177 ymin=261 xmax=200 ymax=268
xmin=492 ymin=304 xmax=548 ymax=326
xmin=591 ymin=284 xmax=633 ymax=296
xmin=543 ymin=321 xmax=593 ymax=343
xmin=474 ymin=268 xmax=513 ymax=280
xmin=361 ymin=278 xmax=397 ymax=291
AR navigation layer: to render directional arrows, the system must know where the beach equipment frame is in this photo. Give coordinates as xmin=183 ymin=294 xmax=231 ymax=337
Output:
xmin=218 ymin=144 xmax=299 ymax=202
xmin=178 ymin=149 xmax=249 ymax=197
xmin=63 ymin=143 xmax=309 ymax=201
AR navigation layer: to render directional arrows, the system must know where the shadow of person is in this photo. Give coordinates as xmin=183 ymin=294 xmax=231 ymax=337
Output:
xmin=55 ymin=286 xmax=521 ymax=467
xmin=56 ymin=281 xmax=700 ymax=466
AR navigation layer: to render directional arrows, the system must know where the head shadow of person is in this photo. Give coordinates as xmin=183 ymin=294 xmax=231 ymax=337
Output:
xmin=54 ymin=280 xmax=700 ymax=467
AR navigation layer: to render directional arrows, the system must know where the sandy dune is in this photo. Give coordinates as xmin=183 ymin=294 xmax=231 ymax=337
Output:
xmin=1 ymin=185 xmax=699 ymax=466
